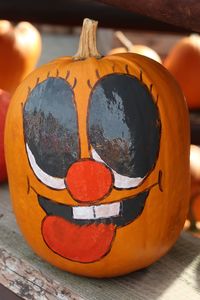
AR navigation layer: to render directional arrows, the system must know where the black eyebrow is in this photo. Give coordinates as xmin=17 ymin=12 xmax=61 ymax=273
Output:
xmin=72 ymin=77 xmax=77 ymax=89
xmin=87 ymin=79 xmax=93 ymax=89
xmin=96 ymin=69 xmax=100 ymax=79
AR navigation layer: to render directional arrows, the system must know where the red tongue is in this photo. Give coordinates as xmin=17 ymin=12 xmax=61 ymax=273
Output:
xmin=42 ymin=216 xmax=116 ymax=263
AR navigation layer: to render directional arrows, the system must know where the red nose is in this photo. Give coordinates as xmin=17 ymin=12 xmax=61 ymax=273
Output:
xmin=65 ymin=160 xmax=113 ymax=203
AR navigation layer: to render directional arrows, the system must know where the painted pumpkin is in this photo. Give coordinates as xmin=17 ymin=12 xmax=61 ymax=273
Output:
xmin=5 ymin=19 xmax=190 ymax=278
xmin=164 ymin=34 xmax=200 ymax=109
xmin=0 ymin=20 xmax=41 ymax=94
xmin=108 ymin=31 xmax=162 ymax=63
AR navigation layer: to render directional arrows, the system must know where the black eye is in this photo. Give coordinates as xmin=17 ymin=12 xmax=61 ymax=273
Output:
xmin=23 ymin=77 xmax=80 ymax=178
xmin=88 ymin=74 xmax=161 ymax=179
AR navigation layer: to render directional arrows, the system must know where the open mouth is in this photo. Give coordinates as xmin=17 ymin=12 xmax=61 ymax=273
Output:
xmin=38 ymin=190 xmax=149 ymax=227
xmin=38 ymin=190 xmax=149 ymax=263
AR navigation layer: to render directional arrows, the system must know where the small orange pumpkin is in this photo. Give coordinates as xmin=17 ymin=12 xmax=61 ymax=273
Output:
xmin=164 ymin=34 xmax=200 ymax=109
xmin=5 ymin=19 xmax=190 ymax=278
xmin=188 ymin=144 xmax=200 ymax=224
xmin=0 ymin=89 xmax=11 ymax=182
xmin=0 ymin=20 xmax=42 ymax=94
xmin=107 ymin=31 xmax=162 ymax=63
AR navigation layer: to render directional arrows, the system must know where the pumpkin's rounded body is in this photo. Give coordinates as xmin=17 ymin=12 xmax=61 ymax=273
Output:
xmin=164 ymin=34 xmax=200 ymax=109
xmin=0 ymin=20 xmax=41 ymax=94
xmin=5 ymin=52 xmax=190 ymax=278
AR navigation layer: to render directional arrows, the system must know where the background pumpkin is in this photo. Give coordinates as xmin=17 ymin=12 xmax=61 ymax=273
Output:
xmin=0 ymin=20 xmax=42 ymax=94
xmin=0 ymin=89 xmax=11 ymax=182
xmin=5 ymin=19 xmax=190 ymax=278
xmin=107 ymin=31 xmax=162 ymax=63
xmin=164 ymin=34 xmax=200 ymax=109
xmin=188 ymin=144 xmax=200 ymax=227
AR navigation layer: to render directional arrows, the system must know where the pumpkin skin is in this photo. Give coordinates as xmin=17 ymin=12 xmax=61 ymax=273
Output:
xmin=164 ymin=34 xmax=200 ymax=109
xmin=0 ymin=20 xmax=41 ymax=94
xmin=0 ymin=89 xmax=11 ymax=182
xmin=5 ymin=21 xmax=190 ymax=277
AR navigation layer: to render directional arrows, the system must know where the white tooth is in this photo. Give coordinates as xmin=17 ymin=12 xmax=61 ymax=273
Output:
xmin=95 ymin=202 xmax=120 ymax=219
xmin=73 ymin=206 xmax=94 ymax=220
xmin=72 ymin=202 xmax=120 ymax=220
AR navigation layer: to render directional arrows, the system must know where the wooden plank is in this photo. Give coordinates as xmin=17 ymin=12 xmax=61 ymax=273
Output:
xmin=1 ymin=183 xmax=200 ymax=300
xmin=0 ymin=0 xmax=192 ymax=32
xmin=0 ymin=248 xmax=83 ymax=300
xmin=99 ymin=0 xmax=200 ymax=33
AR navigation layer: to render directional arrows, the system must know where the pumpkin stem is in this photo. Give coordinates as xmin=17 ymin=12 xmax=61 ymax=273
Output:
xmin=73 ymin=18 xmax=102 ymax=60
xmin=115 ymin=31 xmax=133 ymax=51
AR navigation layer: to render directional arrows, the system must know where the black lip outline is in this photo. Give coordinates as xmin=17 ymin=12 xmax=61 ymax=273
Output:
xmin=38 ymin=189 xmax=150 ymax=227
xmin=35 ymin=187 xmax=155 ymax=263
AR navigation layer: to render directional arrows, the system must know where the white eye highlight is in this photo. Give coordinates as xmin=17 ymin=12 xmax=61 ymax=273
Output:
xmin=91 ymin=148 xmax=144 ymax=189
xmin=26 ymin=143 xmax=66 ymax=190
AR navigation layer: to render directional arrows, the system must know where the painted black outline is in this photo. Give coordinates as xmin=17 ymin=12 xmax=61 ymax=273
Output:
xmin=35 ymin=77 xmax=40 ymax=87
xmin=87 ymin=72 xmax=162 ymax=191
xmin=41 ymin=215 xmax=117 ymax=264
xmin=65 ymin=70 xmax=70 ymax=80
xmin=140 ymin=69 xmax=143 ymax=82
xmin=27 ymin=87 xmax=31 ymax=97
xmin=156 ymin=94 xmax=159 ymax=104
xmin=87 ymin=79 xmax=93 ymax=89
xmin=30 ymin=175 xmax=159 ymax=216
xmin=158 ymin=170 xmax=163 ymax=192
xmin=96 ymin=69 xmax=100 ymax=79
xmin=29 ymin=184 xmax=155 ymax=264
xmin=56 ymin=69 xmax=59 ymax=77
xmin=27 ymin=176 xmax=30 ymax=194
xmin=125 ymin=65 xmax=129 ymax=74
xmin=72 ymin=77 xmax=77 ymax=89
xmin=21 ymin=69 xmax=164 ymax=264
xmin=22 ymin=75 xmax=81 ymax=191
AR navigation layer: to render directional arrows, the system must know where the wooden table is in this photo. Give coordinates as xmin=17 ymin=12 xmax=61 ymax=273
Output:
xmin=1 ymin=183 xmax=200 ymax=300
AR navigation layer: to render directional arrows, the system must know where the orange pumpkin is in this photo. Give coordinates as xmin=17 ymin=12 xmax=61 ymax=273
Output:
xmin=0 ymin=89 xmax=11 ymax=182
xmin=107 ymin=31 xmax=162 ymax=63
xmin=188 ymin=144 xmax=200 ymax=224
xmin=0 ymin=20 xmax=42 ymax=94
xmin=164 ymin=34 xmax=200 ymax=109
xmin=5 ymin=19 xmax=190 ymax=278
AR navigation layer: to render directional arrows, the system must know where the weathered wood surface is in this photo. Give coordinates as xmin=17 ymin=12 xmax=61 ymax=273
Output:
xmin=1 ymin=183 xmax=200 ymax=300
xmin=0 ymin=0 xmax=193 ymax=33
xmin=99 ymin=0 xmax=200 ymax=33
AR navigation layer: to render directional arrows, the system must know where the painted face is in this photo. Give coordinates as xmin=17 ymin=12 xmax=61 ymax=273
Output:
xmin=23 ymin=71 xmax=161 ymax=263
xmin=5 ymin=53 xmax=190 ymax=278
